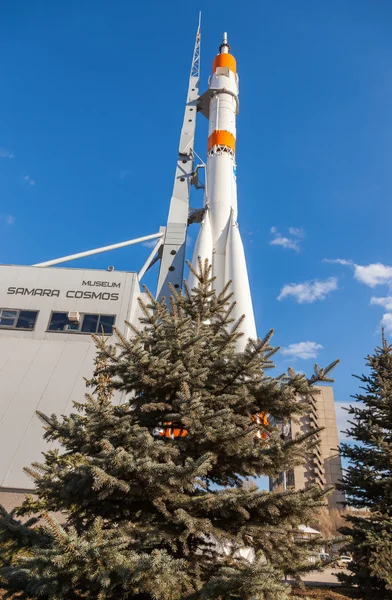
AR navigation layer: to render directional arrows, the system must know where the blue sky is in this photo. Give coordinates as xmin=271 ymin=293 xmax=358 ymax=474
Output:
xmin=1 ymin=0 xmax=392 ymax=440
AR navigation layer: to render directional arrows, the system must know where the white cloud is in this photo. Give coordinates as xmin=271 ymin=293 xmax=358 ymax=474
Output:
xmin=0 ymin=214 xmax=15 ymax=226
xmin=0 ymin=147 xmax=14 ymax=158
xmin=326 ymin=259 xmax=392 ymax=333
xmin=370 ymin=296 xmax=392 ymax=311
xmin=354 ymin=263 xmax=392 ymax=287
xmin=335 ymin=401 xmax=352 ymax=442
xmin=270 ymin=236 xmax=299 ymax=251
xmin=23 ymin=175 xmax=35 ymax=186
xmin=323 ymin=258 xmax=353 ymax=267
xmin=335 ymin=400 xmax=366 ymax=444
xmin=281 ymin=341 xmax=323 ymax=360
xmin=370 ymin=297 xmax=392 ymax=333
xmin=288 ymin=227 xmax=305 ymax=238
xmin=278 ymin=277 xmax=338 ymax=303
xmin=324 ymin=258 xmax=392 ymax=288
xmin=269 ymin=226 xmax=305 ymax=252
xmin=380 ymin=313 xmax=392 ymax=334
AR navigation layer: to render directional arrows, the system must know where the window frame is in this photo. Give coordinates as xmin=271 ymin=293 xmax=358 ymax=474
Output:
xmin=0 ymin=308 xmax=39 ymax=331
xmin=46 ymin=311 xmax=116 ymax=335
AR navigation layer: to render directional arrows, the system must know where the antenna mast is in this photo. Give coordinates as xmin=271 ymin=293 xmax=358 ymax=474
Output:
xmin=156 ymin=16 xmax=201 ymax=298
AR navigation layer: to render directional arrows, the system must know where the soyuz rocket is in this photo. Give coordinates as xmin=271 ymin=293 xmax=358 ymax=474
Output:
xmin=189 ymin=33 xmax=257 ymax=347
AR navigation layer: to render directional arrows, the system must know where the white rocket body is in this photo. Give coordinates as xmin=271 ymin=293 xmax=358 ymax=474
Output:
xmin=190 ymin=34 xmax=257 ymax=349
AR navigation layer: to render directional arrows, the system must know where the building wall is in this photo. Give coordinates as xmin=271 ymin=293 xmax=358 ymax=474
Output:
xmin=270 ymin=386 xmax=345 ymax=509
xmin=0 ymin=265 xmax=141 ymax=496
xmin=315 ymin=386 xmax=345 ymax=507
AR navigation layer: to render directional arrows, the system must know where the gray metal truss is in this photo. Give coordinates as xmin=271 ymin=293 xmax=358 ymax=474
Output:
xmin=156 ymin=19 xmax=201 ymax=299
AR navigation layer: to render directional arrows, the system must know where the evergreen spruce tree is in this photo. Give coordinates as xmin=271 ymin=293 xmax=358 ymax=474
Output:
xmin=0 ymin=261 xmax=337 ymax=600
xmin=338 ymin=332 xmax=392 ymax=598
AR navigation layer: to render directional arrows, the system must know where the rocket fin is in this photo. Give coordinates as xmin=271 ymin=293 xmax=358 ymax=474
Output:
xmin=188 ymin=208 xmax=213 ymax=290
xmin=225 ymin=213 xmax=257 ymax=349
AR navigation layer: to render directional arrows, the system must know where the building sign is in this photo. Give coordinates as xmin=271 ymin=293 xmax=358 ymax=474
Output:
xmin=7 ymin=287 xmax=120 ymax=301
xmin=82 ymin=280 xmax=121 ymax=288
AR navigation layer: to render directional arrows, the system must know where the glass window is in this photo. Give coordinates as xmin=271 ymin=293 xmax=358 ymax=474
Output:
xmin=0 ymin=309 xmax=38 ymax=330
xmin=48 ymin=312 xmax=115 ymax=334
xmin=2 ymin=310 xmax=17 ymax=319
xmin=48 ymin=312 xmax=68 ymax=331
xmin=98 ymin=315 xmax=115 ymax=334
xmin=0 ymin=309 xmax=17 ymax=327
xmin=16 ymin=311 xmax=38 ymax=330
xmin=81 ymin=314 xmax=99 ymax=333
xmin=64 ymin=321 xmax=80 ymax=331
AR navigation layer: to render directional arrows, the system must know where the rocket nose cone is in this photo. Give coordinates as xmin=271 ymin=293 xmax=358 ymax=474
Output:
xmin=219 ymin=32 xmax=230 ymax=54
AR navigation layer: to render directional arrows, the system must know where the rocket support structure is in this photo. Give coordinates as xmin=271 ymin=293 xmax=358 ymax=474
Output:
xmin=156 ymin=22 xmax=201 ymax=299
xmin=156 ymin=27 xmax=256 ymax=349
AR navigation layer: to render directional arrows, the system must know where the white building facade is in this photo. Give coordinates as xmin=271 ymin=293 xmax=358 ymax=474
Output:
xmin=0 ymin=265 xmax=141 ymax=508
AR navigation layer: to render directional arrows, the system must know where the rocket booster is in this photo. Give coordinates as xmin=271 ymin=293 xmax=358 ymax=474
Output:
xmin=190 ymin=33 xmax=257 ymax=348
